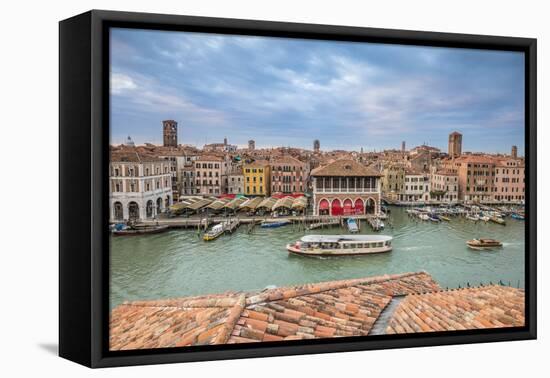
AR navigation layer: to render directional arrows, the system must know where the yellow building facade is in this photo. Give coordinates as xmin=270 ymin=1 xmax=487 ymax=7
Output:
xmin=243 ymin=162 xmax=271 ymax=196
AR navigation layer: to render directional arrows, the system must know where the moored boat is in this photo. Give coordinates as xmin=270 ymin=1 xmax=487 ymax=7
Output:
xmin=466 ymin=214 xmax=480 ymax=221
xmin=511 ymin=213 xmax=525 ymax=220
xmin=112 ymin=224 xmax=169 ymax=236
xmin=286 ymin=234 xmax=392 ymax=257
xmin=466 ymin=238 xmax=503 ymax=250
xmin=439 ymin=215 xmax=451 ymax=222
xmin=346 ymin=218 xmax=359 ymax=233
xmin=203 ymin=223 xmax=225 ymax=241
xmin=489 ymin=216 xmax=506 ymax=225
xmin=261 ymin=220 xmax=290 ymax=228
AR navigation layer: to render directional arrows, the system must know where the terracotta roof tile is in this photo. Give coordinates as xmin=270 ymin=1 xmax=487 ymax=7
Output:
xmin=109 ymin=272 xmax=525 ymax=350
xmin=385 ymin=286 xmax=525 ymax=334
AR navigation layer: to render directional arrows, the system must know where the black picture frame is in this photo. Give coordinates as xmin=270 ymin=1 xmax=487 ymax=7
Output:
xmin=59 ymin=9 xmax=537 ymax=368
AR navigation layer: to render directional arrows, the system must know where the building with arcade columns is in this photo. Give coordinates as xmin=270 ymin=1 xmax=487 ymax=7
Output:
xmin=310 ymin=159 xmax=382 ymax=216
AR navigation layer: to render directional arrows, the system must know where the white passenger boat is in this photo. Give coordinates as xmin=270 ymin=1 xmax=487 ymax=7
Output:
xmin=286 ymin=234 xmax=392 ymax=257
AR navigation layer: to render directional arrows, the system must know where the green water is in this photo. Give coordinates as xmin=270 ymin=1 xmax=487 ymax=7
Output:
xmin=110 ymin=207 xmax=525 ymax=309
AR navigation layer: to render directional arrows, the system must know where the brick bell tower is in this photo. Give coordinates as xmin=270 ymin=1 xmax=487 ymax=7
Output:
xmin=162 ymin=120 xmax=178 ymax=147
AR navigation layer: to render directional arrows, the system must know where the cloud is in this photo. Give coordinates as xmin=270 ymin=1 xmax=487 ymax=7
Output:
xmin=109 ymin=28 xmax=525 ymax=152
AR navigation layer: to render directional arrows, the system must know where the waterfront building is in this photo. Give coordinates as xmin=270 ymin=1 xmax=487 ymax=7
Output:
xmin=180 ymin=164 xmax=195 ymax=196
xmin=270 ymin=155 xmax=309 ymax=194
xmin=381 ymin=163 xmax=405 ymax=201
xmin=243 ymin=160 xmax=271 ymax=196
xmin=311 ymin=159 xmax=382 ymax=216
xmin=110 ymin=147 xmax=173 ymax=222
xmin=494 ymin=158 xmax=525 ymax=203
xmin=194 ymin=155 xmax=227 ymax=195
xmin=227 ymin=167 xmax=245 ymax=195
xmin=402 ymin=170 xmax=430 ymax=202
xmin=248 ymin=140 xmax=255 ymax=150
xmin=162 ymin=120 xmax=178 ymax=147
xmin=430 ymin=169 xmax=459 ymax=203
xmin=444 ymin=155 xmax=496 ymax=202
xmin=448 ymin=131 xmax=462 ymax=158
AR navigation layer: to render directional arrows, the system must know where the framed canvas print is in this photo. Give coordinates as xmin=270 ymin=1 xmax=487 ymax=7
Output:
xmin=59 ymin=10 xmax=536 ymax=368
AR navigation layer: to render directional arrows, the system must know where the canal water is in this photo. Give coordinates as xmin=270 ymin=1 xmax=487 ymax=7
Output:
xmin=110 ymin=207 xmax=525 ymax=309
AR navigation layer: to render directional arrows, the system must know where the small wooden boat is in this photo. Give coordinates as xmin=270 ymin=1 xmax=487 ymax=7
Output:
xmin=439 ymin=215 xmax=451 ymax=222
xmin=261 ymin=220 xmax=290 ymax=228
xmin=466 ymin=238 xmax=503 ymax=249
xmin=112 ymin=224 xmax=169 ymax=236
xmin=286 ymin=234 xmax=392 ymax=257
xmin=489 ymin=216 xmax=506 ymax=225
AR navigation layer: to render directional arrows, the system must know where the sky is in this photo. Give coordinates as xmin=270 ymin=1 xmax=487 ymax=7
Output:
xmin=110 ymin=28 xmax=525 ymax=155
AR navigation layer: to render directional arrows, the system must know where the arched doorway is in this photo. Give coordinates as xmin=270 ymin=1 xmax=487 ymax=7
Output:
xmin=331 ymin=199 xmax=342 ymax=216
xmin=365 ymin=198 xmax=376 ymax=214
xmin=146 ymin=200 xmax=154 ymax=218
xmin=113 ymin=202 xmax=123 ymax=221
xmin=354 ymin=199 xmax=364 ymax=215
xmin=156 ymin=197 xmax=163 ymax=213
xmin=318 ymin=199 xmax=330 ymax=215
xmin=128 ymin=202 xmax=140 ymax=221
xmin=343 ymin=199 xmax=353 ymax=215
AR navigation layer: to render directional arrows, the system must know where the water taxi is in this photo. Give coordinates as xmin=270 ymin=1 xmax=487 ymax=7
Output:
xmin=203 ymin=223 xmax=225 ymax=241
xmin=466 ymin=238 xmax=503 ymax=250
xmin=286 ymin=234 xmax=392 ymax=257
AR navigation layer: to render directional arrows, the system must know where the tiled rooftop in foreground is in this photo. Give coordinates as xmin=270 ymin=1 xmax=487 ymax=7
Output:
xmin=109 ymin=272 xmax=525 ymax=350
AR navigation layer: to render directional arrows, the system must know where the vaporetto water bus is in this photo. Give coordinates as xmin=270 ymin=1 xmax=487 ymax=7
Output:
xmin=286 ymin=234 xmax=393 ymax=257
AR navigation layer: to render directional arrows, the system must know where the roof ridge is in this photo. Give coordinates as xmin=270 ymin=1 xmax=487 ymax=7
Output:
xmin=245 ymin=271 xmax=429 ymax=305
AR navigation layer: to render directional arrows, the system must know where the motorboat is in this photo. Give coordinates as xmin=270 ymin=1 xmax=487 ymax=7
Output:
xmin=286 ymin=234 xmax=393 ymax=257
xmin=112 ymin=224 xmax=169 ymax=236
xmin=466 ymin=238 xmax=503 ymax=250
xmin=203 ymin=223 xmax=229 ymax=241
xmin=261 ymin=220 xmax=290 ymax=228
xmin=346 ymin=218 xmax=359 ymax=233
xmin=489 ymin=216 xmax=506 ymax=225
xmin=511 ymin=213 xmax=525 ymax=220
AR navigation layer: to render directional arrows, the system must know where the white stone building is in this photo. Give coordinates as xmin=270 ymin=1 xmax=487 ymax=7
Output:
xmin=402 ymin=170 xmax=430 ymax=202
xmin=110 ymin=147 xmax=173 ymax=222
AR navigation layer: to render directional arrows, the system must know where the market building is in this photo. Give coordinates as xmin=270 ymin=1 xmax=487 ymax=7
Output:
xmin=311 ymin=159 xmax=382 ymax=216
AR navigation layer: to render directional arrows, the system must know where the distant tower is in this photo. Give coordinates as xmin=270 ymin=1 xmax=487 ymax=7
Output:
xmin=401 ymin=141 xmax=406 ymax=152
xmin=163 ymin=120 xmax=178 ymax=147
xmin=248 ymin=140 xmax=255 ymax=150
xmin=448 ymin=131 xmax=462 ymax=158
xmin=125 ymin=135 xmax=135 ymax=147
xmin=511 ymin=145 xmax=518 ymax=159
xmin=313 ymin=139 xmax=320 ymax=152
xmin=224 ymin=137 xmax=228 ymax=146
